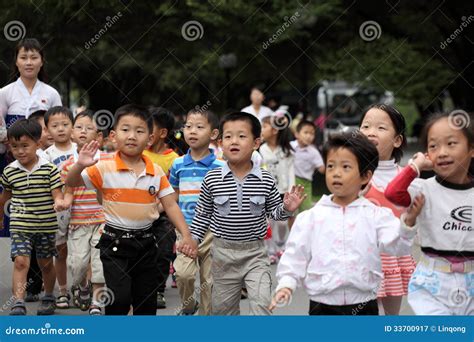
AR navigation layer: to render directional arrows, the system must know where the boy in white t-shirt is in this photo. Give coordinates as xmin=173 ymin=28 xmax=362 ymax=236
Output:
xmin=43 ymin=106 xmax=76 ymax=309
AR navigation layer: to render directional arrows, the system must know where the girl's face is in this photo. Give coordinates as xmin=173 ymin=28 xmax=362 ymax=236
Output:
xmin=427 ymin=117 xmax=473 ymax=184
xmin=261 ymin=121 xmax=277 ymax=143
xmin=15 ymin=47 xmax=43 ymax=80
xmin=359 ymin=108 xmax=402 ymax=161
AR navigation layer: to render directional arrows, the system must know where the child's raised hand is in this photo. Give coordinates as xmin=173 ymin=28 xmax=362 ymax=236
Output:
xmin=283 ymin=185 xmax=307 ymax=213
xmin=404 ymin=194 xmax=425 ymax=227
xmin=269 ymin=288 xmax=292 ymax=312
xmin=410 ymin=152 xmax=433 ymax=173
xmin=77 ymin=141 xmax=100 ymax=167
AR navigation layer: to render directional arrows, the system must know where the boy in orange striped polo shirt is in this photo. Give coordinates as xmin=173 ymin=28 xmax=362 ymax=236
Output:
xmin=65 ymin=104 xmax=197 ymax=315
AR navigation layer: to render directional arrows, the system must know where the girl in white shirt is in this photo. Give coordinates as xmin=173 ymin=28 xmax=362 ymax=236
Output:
xmin=260 ymin=114 xmax=295 ymax=263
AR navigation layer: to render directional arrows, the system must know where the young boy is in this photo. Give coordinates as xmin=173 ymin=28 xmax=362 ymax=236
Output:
xmin=0 ymin=119 xmax=64 ymax=315
xmin=270 ymin=132 xmax=417 ymax=315
xmin=171 ymin=109 xmax=224 ymax=315
xmin=44 ymin=106 xmax=76 ymax=309
xmin=23 ymin=110 xmax=52 ymax=302
xmin=143 ymin=106 xmax=180 ymax=309
xmin=189 ymin=111 xmax=305 ymax=315
xmin=59 ymin=110 xmax=109 ymax=315
xmin=65 ymin=104 xmax=197 ymax=315
xmin=290 ymin=120 xmax=325 ymax=212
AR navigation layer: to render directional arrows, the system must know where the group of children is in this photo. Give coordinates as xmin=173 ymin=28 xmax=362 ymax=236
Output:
xmin=0 ymin=101 xmax=472 ymax=316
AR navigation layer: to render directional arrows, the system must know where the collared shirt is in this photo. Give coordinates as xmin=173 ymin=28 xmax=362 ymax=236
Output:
xmin=81 ymin=152 xmax=174 ymax=231
xmin=61 ymin=152 xmax=113 ymax=226
xmin=241 ymin=105 xmax=273 ymax=121
xmin=190 ymin=162 xmax=290 ymax=242
xmin=0 ymin=78 xmax=62 ymax=128
xmin=143 ymin=148 xmax=180 ymax=176
xmin=169 ymin=149 xmax=224 ymax=224
xmin=1 ymin=157 xmax=62 ymax=233
xmin=290 ymin=140 xmax=324 ymax=181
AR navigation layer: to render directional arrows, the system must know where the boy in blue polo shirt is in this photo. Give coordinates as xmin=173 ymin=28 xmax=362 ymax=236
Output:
xmin=170 ymin=109 xmax=224 ymax=315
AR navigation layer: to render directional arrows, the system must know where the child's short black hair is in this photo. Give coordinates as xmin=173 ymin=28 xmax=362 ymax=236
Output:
xmin=44 ymin=106 xmax=74 ymax=127
xmin=29 ymin=110 xmax=46 ymax=123
xmin=359 ymin=103 xmax=407 ymax=163
xmin=220 ymin=112 xmax=261 ymax=139
xmin=323 ymin=131 xmax=379 ymax=178
xmin=149 ymin=106 xmax=176 ymax=140
xmin=73 ymin=109 xmax=94 ymax=125
xmin=7 ymin=118 xmax=42 ymax=142
xmin=114 ymin=104 xmax=153 ymax=132
xmin=186 ymin=109 xmax=219 ymax=130
xmin=296 ymin=120 xmax=316 ymax=133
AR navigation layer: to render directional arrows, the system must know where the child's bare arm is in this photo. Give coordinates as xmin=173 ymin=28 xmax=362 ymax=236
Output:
xmin=160 ymin=194 xmax=197 ymax=258
xmin=0 ymin=190 xmax=12 ymax=228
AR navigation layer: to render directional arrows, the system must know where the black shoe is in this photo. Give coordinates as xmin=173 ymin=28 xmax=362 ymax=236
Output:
xmin=37 ymin=295 xmax=56 ymax=315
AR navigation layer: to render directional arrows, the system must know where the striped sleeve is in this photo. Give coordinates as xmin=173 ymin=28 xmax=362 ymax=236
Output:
xmin=83 ymin=164 xmax=103 ymax=191
xmin=1 ymin=169 xmax=11 ymax=191
xmin=169 ymin=159 xmax=179 ymax=188
xmin=266 ymin=174 xmax=291 ymax=221
xmin=189 ymin=175 xmax=214 ymax=242
xmin=157 ymin=174 xmax=174 ymax=198
xmin=49 ymin=165 xmax=63 ymax=191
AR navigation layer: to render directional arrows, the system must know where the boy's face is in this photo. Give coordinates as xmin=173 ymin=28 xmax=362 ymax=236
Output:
xmin=183 ymin=113 xmax=218 ymax=150
xmin=34 ymin=117 xmax=54 ymax=149
xmin=221 ymin=120 xmax=260 ymax=165
xmin=110 ymin=115 xmax=152 ymax=157
xmin=47 ymin=113 xmax=73 ymax=144
xmin=72 ymin=116 xmax=100 ymax=148
xmin=325 ymin=147 xmax=371 ymax=205
xmin=296 ymin=125 xmax=315 ymax=147
xmin=9 ymin=135 xmax=40 ymax=167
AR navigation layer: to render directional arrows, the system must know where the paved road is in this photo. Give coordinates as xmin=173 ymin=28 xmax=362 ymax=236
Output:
xmin=0 ymin=236 xmax=417 ymax=316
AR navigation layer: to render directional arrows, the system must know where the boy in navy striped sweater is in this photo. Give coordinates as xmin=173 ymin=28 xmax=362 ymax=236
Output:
xmin=189 ymin=112 xmax=305 ymax=315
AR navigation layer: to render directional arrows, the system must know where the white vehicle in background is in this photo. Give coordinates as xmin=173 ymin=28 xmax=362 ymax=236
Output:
xmin=317 ymin=80 xmax=394 ymax=142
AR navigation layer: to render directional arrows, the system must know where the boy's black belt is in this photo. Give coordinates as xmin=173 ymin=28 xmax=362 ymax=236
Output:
xmin=103 ymin=226 xmax=154 ymax=239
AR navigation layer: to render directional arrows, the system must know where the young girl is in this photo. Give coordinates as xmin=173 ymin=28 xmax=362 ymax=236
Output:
xmin=259 ymin=114 xmax=295 ymax=263
xmin=270 ymin=132 xmax=417 ymax=315
xmin=385 ymin=111 xmax=473 ymax=315
xmin=359 ymin=104 xmax=416 ymax=315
